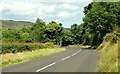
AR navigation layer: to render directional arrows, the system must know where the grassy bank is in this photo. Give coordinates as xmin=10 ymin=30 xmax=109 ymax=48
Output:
xmin=79 ymin=44 xmax=91 ymax=49
xmin=2 ymin=47 xmax=65 ymax=67
xmin=97 ymin=29 xmax=119 ymax=72
xmin=69 ymin=44 xmax=91 ymax=49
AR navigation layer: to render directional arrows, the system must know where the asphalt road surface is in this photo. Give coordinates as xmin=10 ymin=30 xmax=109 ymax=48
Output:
xmin=2 ymin=46 xmax=98 ymax=72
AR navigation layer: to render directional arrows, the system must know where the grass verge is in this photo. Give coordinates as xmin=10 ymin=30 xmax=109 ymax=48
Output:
xmin=69 ymin=44 xmax=91 ymax=49
xmin=79 ymin=44 xmax=91 ymax=49
xmin=97 ymin=41 xmax=118 ymax=72
xmin=2 ymin=47 xmax=65 ymax=67
xmin=97 ymin=29 xmax=119 ymax=72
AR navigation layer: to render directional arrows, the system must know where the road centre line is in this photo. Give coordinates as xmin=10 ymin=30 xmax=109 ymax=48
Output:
xmin=36 ymin=49 xmax=81 ymax=72
xmin=36 ymin=62 xmax=56 ymax=72
xmin=61 ymin=56 xmax=70 ymax=61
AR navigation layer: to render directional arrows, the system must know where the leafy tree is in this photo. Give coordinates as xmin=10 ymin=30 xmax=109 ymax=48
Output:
xmin=62 ymin=30 xmax=73 ymax=46
xmin=44 ymin=21 xmax=64 ymax=45
xmin=71 ymin=24 xmax=84 ymax=44
xmin=2 ymin=30 xmax=19 ymax=42
xmin=31 ymin=18 xmax=46 ymax=42
xmin=82 ymin=2 xmax=120 ymax=47
xmin=18 ymin=26 xmax=32 ymax=42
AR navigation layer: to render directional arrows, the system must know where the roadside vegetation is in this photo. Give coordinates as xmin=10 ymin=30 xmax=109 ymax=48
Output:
xmin=1 ymin=2 xmax=120 ymax=72
xmin=2 ymin=47 xmax=65 ymax=67
xmin=2 ymin=42 xmax=54 ymax=54
xmin=97 ymin=28 xmax=119 ymax=72
xmin=81 ymin=2 xmax=119 ymax=72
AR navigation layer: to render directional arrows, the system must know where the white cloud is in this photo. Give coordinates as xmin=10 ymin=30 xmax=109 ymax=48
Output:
xmin=63 ymin=3 xmax=79 ymax=10
xmin=28 ymin=0 xmax=92 ymax=2
xmin=1 ymin=0 xmax=92 ymax=25
xmin=57 ymin=11 xmax=80 ymax=19
xmin=2 ymin=1 xmax=82 ymax=20
xmin=1 ymin=0 xmax=92 ymax=2
xmin=2 ymin=1 xmax=57 ymax=20
xmin=44 ymin=5 xmax=57 ymax=13
xmin=57 ymin=11 xmax=73 ymax=18
xmin=1 ymin=0 xmax=93 ymax=28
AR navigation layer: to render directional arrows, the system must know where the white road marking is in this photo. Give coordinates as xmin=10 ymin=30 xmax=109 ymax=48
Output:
xmin=61 ymin=56 xmax=70 ymax=61
xmin=76 ymin=49 xmax=81 ymax=53
xmin=71 ymin=49 xmax=81 ymax=56
xmin=71 ymin=53 xmax=77 ymax=56
xmin=36 ymin=62 xmax=56 ymax=72
xmin=36 ymin=49 xmax=81 ymax=72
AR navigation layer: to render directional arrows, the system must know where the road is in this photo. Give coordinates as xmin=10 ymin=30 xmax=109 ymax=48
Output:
xmin=2 ymin=47 xmax=98 ymax=72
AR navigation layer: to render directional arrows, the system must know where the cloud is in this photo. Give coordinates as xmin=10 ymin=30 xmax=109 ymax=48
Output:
xmin=28 ymin=0 xmax=93 ymax=2
xmin=57 ymin=11 xmax=72 ymax=18
xmin=62 ymin=3 xmax=79 ymax=10
xmin=2 ymin=1 xmax=57 ymax=20
xmin=57 ymin=11 xmax=80 ymax=19
xmin=1 ymin=0 xmax=92 ymax=27
xmin=44 ymin=5 xmax=57 ymax=13
xmin=1 ymin=0 xmax=92 ymax=2
xmin=2 ymin=1 xmax=83 ymax=20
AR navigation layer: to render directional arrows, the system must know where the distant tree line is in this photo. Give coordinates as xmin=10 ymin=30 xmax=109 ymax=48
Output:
xmin=2 ymin=2 xmax=120 ymax=48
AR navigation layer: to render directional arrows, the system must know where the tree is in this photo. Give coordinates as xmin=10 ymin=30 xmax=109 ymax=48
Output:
xmin=71 ymin=24 xmax=84 ymax=44
xmin=82 ymin=2 xmax=120 ymax=47
xmin=2 ymin=30 xmax=19 ymax=42
xmin=31 ymin=18 xmax=46 ymax=42
xmin=62 ymin=30 xmax=73 ymax=46
xmin=44 ymin=21 xmax=64 ymax=45
xmin=18 ymin=26 xmax=32 ymax=42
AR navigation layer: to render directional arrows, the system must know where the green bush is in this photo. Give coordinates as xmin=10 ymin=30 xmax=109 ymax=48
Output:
xmin=2 ymin=42 xmax=54 ymax=54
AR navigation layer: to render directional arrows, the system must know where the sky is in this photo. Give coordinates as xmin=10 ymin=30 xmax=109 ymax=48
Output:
xmin=0 ymin=0 xmax=92 ymax=28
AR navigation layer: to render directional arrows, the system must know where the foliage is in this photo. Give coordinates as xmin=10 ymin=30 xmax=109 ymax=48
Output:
xmin=18 ymin=26 xmax=32 ymax=42
xmin=31 ymin=18 xmax=46 ymax=42
xmin=2 ymin=26 xmax=32 ymax=42
xmin=44 ymin=21 xmax=64 ymax=45
xmin=62 ymin=30 xmax=73 ymax=46
xmin=83 ymin=2 xmax=120 ymax=46
xmin=2 ymin=30 xmax=19 ymax=42
xmin=2 ymin=42 xmax=54 ymax=54
xmin=70 ymin=2 xmax=120 ymax=47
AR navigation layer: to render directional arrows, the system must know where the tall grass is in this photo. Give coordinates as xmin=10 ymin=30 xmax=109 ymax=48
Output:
xmin=2 ymin=47 xmax=65 ymax=67
xmin=97 ymin=29 xmax=119 ymax=72
xmin=2 ymin=42 xmax=65 ymax=67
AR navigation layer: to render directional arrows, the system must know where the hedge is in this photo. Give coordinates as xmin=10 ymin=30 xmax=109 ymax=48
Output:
xmin=2 ymin=42 xmax=54 ymax=54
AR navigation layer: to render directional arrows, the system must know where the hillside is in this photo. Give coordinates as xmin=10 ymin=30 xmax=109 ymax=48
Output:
xmin=1 ymin=20 xmax=33 ymax=29
xmin=64 ymin=28 xmax=71 ymax=31
xmin=1 ymin=20 xmax=71 ymax=30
